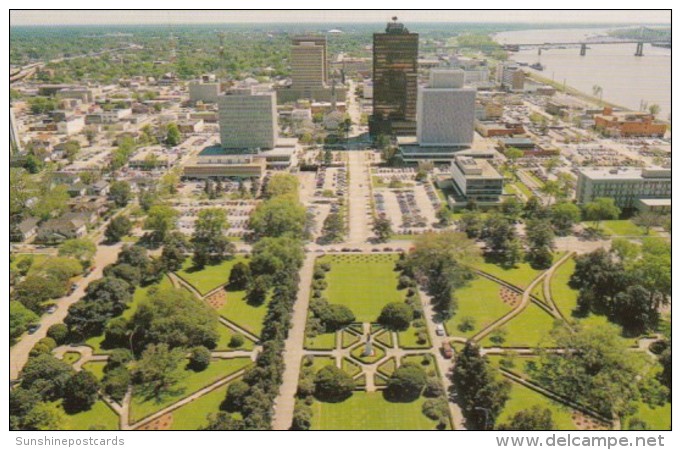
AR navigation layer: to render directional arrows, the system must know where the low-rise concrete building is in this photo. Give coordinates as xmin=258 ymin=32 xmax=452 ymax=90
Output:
xmin=594 ymin=107 xmax=666 ymax=137
xmin=576 ymin=166 xmax=671 ymax=209
xmin=449 ymin=155 xmax=504 ymax=207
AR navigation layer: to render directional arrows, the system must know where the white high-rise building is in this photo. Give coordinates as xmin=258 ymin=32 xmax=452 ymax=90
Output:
xmin=417 ymin=69 xmax=476 ymax=146
xmin=218 ymin=87 xmax=277 ymax=151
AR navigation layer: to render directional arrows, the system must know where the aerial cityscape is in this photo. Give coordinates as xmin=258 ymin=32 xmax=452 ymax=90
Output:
xmin=9 ymin=10 xmax=671 ymax=433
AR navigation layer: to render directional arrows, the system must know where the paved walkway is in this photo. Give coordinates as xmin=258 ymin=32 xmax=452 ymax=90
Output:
xmin=347 ymin=151 xmax=371 ymax=244
xmin=271 ymin=253 xmax=316 ymax=430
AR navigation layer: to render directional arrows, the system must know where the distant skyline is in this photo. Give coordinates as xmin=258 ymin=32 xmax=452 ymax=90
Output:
xmin=10 ymin=10 xmax=671 ymax=26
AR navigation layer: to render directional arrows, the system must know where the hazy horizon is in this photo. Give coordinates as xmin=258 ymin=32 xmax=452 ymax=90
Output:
xmin=10 ymin=10 xmax=671 ymax=26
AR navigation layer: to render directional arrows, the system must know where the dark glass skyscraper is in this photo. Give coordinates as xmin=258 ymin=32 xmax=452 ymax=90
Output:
xmin=370 ymin=18 xmax=419 ymax=137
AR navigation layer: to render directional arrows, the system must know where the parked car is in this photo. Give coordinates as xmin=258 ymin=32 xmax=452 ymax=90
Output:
xmin=442 ymin=341 xmax=453 ymax=359
xmin=46 ymin=305 xmax=58 ymax=314
xmin=27 ymin=324 xmax=41 ymax=335
xmin=435 ymin=324 xmax=445 ymax=336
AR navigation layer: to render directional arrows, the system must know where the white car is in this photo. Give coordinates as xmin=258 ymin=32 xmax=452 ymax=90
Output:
xmin=435 ymin=324 xmax=446 ymax=336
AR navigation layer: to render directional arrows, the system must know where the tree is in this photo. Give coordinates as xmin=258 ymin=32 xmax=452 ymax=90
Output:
xmin=246 ymin=275 xmax=269 ymax=306
xmin=248 ymin=194 xmax=307 ymax=239
xmin=20 ymin=354 xmax=75 ymax=400
xmin=109 ymin=180 xmax=132 ymax=207
xmin=372 ymin=216 xmax=393 ymax=243
xmin=102 ymin=367 xmax=130 ymax=402
xmin=378 ymin=302 xmax=413 ymax=331
xmin=482 ymin=214 xmax=522 ymax=268
xmin=223 ymin=380 xmax=250 ymax=411
xmin=10 ymin=168 xmax=33 ymax=219
xmin=63 ymin=140 xmax=81 ymax=163
xmin=131 ymin=286 xmax=219 ymax=350
xmin=648 ymin=104 xmax=660 ymax=117
xmin=264 ymin=173 xmax=299 ymax=199
xmin=192 ymin=208 xmax=234 ymax=267
xmin=611 ymin=238 xmax=640 ymax=264
xmin=58 ymin=238 xmax=96 ymax=267
xmin=202 ymin=413 xmax=243 ymax=430
xmin=189 ymin=346 xmax=212 ymax=372
xmin=311 ymin=299 xmax=355 ymax=332
xmin=133 ymin=343 xmax=185 ymax=397
xmin=314 ymin=365 xmax=354 ymax=402
xmin=501 ymin=196 xmax=523 ymax=221
xmin=105 ymin=215 xmax=133 ymax=243
xmin=320 ymin=211 xmax=345 ymax=243
xmin=592 ymin=84 xmax=603 ymax=105
xmin=144 ymin=205 xmax=178 ymax=242
xmin=10 ymin=301 xmax=39 ymax=341
xmin=32 ymin=184 xmax=70 ymax=221
xmin=498 ymin=406 xmax=554 ymax=430
xmin=10 ymin=387 xmax=41 ymax=430
xmin=458 ymin=210 xmax=484 ymax=239
xmin=228 ymin=262 xmax=251 ymax=290
xmin=160 ymin=232 xmax=188 ymax=272
xmin=249 ymin=236 xmax=305 ymax=283
xmin=525 ymin=219 xmax=555 ymax=269
xmin=64 ymin=277 xmax=133 ymax=337
xmin=386 ymin=363 xmax=428 ymax=402
xmin=436 ymin=205 xmax=453 ymax=226
xmin=63 ymin=370 xmax=100 ymax=413
xmin=22 ymin=402 xmax=66 ymax=431
xmin=583 ymin=197 xmax=620 ymax=230
xmin=550 ymin=202 xmax=581 ymax=236
xmin=535 ymin=323 xmax=643 ymax=419
xmin=165 ymin=122 xmax=181 ymax=146
xmin=633 ymin=211 xmax=662 ymax=235
xmin=46 ymin=323 xmax=69 ymax=345
xmin=452 ymin=342 xmax=511 ymax=429
xmin=504 ymin=147 xmax=524 ymax=176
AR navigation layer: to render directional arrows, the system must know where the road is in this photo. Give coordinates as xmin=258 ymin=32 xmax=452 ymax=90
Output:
xmin=10 ymin=243 xmax=123 ymax=380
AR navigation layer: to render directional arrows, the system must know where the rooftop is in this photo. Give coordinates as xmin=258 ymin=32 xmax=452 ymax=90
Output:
xmin=579 ymin=166 xmax=671 ymax=180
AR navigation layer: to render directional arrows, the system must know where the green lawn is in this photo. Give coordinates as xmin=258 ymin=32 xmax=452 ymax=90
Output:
xmin=169 ymin=382 xmax=242 ymax=430
xmin=584 ymin=220 xmax=657 ymax=237
xmin=10 ymin=254 xmax=49 ymax=272
xmin=487 ymin=354 xmax=540 ymax=381
xmin=351 ymin=341 xmax=386 ymax=364
xmin=311 ymin=392 xmax=446 ymax=430
xmin=397 ymin=326 xmax=431 ymax=349
xmin=472 ymin=258 xmax=543 ymax=290
xmin=318 ymin=254 xmax=403 ymax=322
xmin=532 ymin=284 xmax=547 ymax=304
xmin=130 ymin=357 xmax=252 ymax=423
xmin=215 ymin=323 xmax=255 ymax=351
xmin=81 ymin=361 xmax=107 ymax=381
xmin=216 ymin=289 xmax=267 ymax=337
xmin=446 ymin=277 xmax=514 ymax=338
xmin=498 ymin=381 xmax=576 ymax=430
xmin=61 ymin=352 xmax=81 ymax=365
xmin=481 ymin=303 xmax=558 ymax=348
xmin=550 ymin=257 xmax=579 ymax=317
xmin=305 ymin=331 xmax=336 ymax=350
xmin=627 ymin=401 xmax=671 ymax=430
xmin=175 ymin=257 xmax=248 ymax=296
xmin=401 ymin=354 xmax=438 ymax=374
xmin=342 ymin=330 xmax=360 ymax=348
xmin=374 ymin=330 xmax=394 ymax=348
xmin=342 ymin=358 xmax=362 ymax=377
xmin=303 ymin=356 xmax=336 ymax=373
xmin=60 ymin=400 xmax=119 ymax=430
xmin=377 ymin=357 xmax=397 ymax=377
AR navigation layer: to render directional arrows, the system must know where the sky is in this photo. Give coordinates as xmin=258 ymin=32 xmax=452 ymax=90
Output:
xmin=10 ymin=10 xmax=672 ymax=26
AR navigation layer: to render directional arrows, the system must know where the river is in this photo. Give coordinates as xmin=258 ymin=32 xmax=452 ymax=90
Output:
xmin=494 ymin=28 xmax=671 ymax=120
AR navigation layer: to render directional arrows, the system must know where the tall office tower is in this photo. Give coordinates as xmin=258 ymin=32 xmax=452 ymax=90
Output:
xmin=417 ymin=69 xmax=476 ymax=146
xmin=291 ymin=35 xmax=328 ymax=94
xmin=218 ymin=87 xmax=278 ymax=151
xmin=10 ymin=105 xmax=22 ymax=153
xmin=370 ymin=17 xmax=419 ymax=137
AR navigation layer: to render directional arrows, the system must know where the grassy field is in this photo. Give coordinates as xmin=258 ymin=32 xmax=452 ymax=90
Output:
xmin=472 ymin=258 xmax=543 ymax=290
xmin=584 ymin=220 xmax=657 ymax=237
xmin=61 ymin=352 xmax=81 ymax=365
xmin=60 ymin=400 xmax=119 ymax=430
xmin=481 ymin=303 xmax=558 ymax=348
xmin=397 ymin=326 xmax=431 ymax=349
xmin=10 ymin=254 xmax=49 ymax=272
xmin=81 ymin=361 xmax=107 ymax=381
xmin=627 ymin=401 xmax=671 ymax=430
xmin=318 ymin=254 xmax=403 ymax=322
xmin=214 ymin=323 xmax=255 ymax=351
xmin=305 ymin=331 xmax=336 ymax=350
xmin=487 ymin=354 xmax=540 ymax=381
xmin=130 ymin=357 xmax=252 ymax=423
xmin=550 ymin=257 xmax=579 ymax=317
xmin=498 ymin=381 xmax=575 ymax=430
xmin=175 ymin=257 xmax=248 ymax=296
xmin=216 ymin=289 xmax=267 ymax=337
xmin=446 ymin=277 xmax=514 ymax=338
xmin=310 ymin=392 xmax=446 ymax=430
xmin=304 ymin=355 xmax=336 ymax=373
xmin=169 ymin=382 xmax=242 ymax=430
